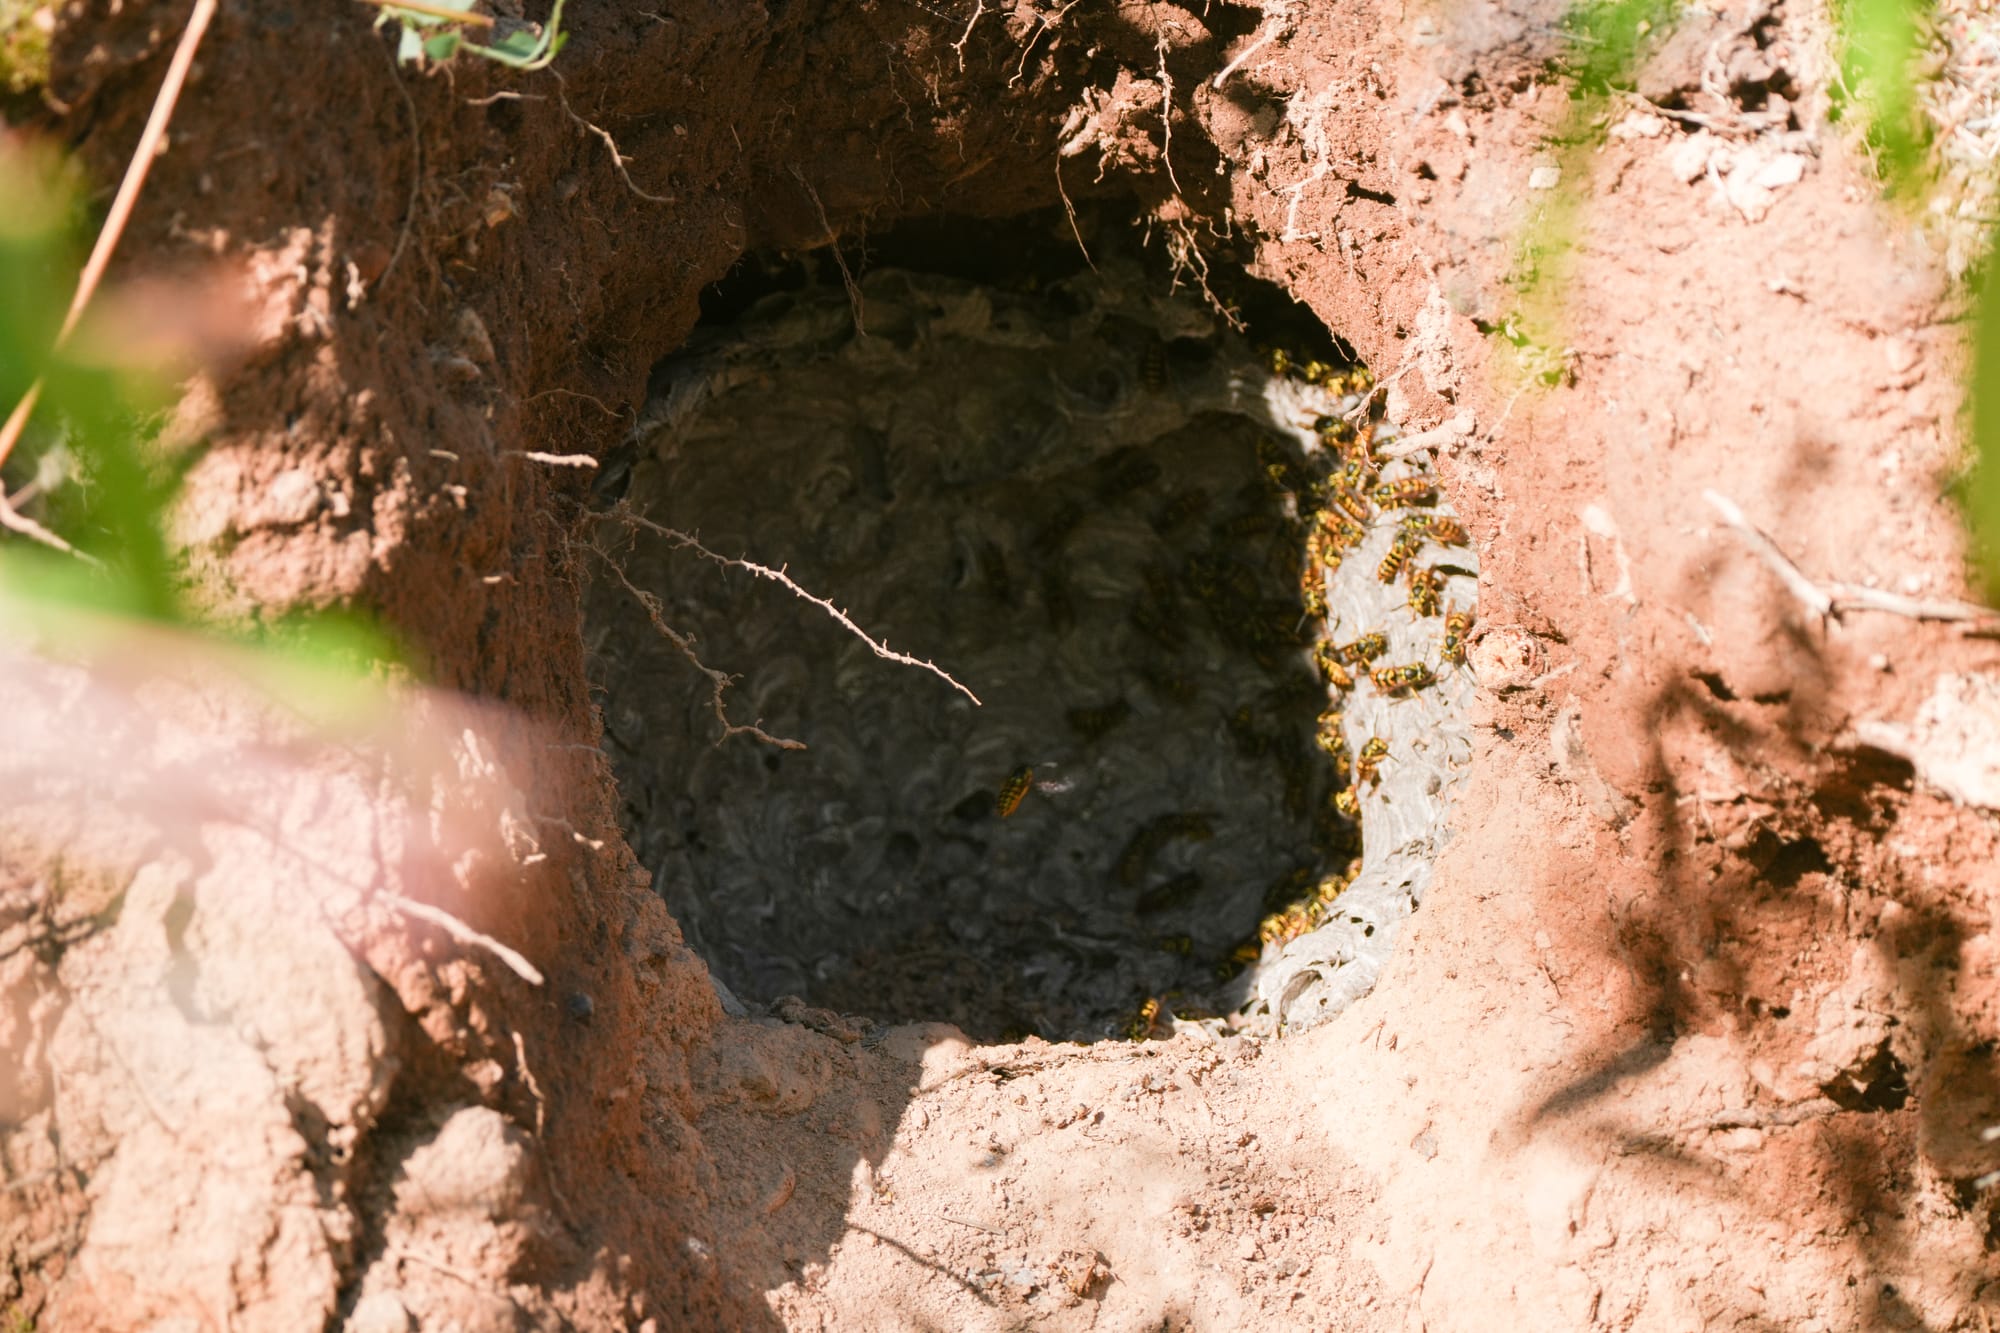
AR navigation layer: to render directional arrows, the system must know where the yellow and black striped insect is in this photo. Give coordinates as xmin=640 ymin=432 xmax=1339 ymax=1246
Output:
xmin=1355 ymin=737 xmax=1390 ymax=786
xmin=1406 ymin=565 xmax=1443 ymax=618
xmin=1377 ymin=530 xmax=1420 ymax=583
xmin=1140 ymin=341 xmax=1169 ymax=393
xmin=1333 ymin=785 xmax=1361 ymax=817
xmin=1328 ymin=484 xmax=1372 ymax=525
xmin=1299 ymin=568 xmax=1328 ymax=621
xmin=1372 ymin=477 xmax=1437 ymax=509
xmin=1315 ymin=705 xmax=1348 ymax=759
xmin=996 ymin=765 xmax=1036 ymax=818
xmin=1314 ymin=640 xmax=1354 ymax=689
xmin=1336 ymin=632 xmax=1389 ymax=665
xmin=1316 ymin=512 xmax=1367 ymax=553
xmin=1262 ymin=864 xmax=1317 ymax=913
xmin=1442 ymin=605 xmax=1474 ymax=666
xmin=1155 ymin=934 xmax=1194 ymax=956
xmin=1260 ymin=902 xmax=1315 ymax=946
xmin=1067 ymin=699 xmax=1133 ymax=741
xmin=1338 ymin=456 xmax=1378 ymax=493
xmin=1372 ymin=662 xmax=1436 ymax=695
xmin=1312 ymin=413 xmax=1358 ymax=448
xmin=1400 ymin=513 xmax=1469 ymax=547
xmin=1217 ymin=509 xmax=1280 ymax=540
xmin=1264 ymin=346 xmax=1294 ymax=377
xmin=1128 ymin=996 xmax=1166 ymax=1040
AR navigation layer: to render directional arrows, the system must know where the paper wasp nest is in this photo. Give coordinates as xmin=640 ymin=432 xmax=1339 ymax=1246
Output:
xmin=588 ymin=253 xmax=1474 ymax=1039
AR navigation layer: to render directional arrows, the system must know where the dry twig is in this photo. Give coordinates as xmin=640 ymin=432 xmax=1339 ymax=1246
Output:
xmin=593 ymin=548 xmax=809 ymax=750
xmin=1704 ymin=490 xmax=1999 ymax=625
xmin=553 ymin=72 xmax=676 ymax=205
xmin=381 ymin=892 xmax=546 ymax=986
xmin=612 ymin=509 xmax=982 ymax=705
xmin=791 ymin=165 xmax=867 ymax=336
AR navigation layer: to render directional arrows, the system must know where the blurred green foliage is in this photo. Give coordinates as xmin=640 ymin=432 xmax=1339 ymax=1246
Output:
xmin=1835 ymin=0 xmax=1931 ymax=194
xmin=376 ymin=0 xmax=569 ymax=69
xmin=1502 ymin=0 xmax=1676 ymax=382
xmin=0 ymin=0 xmax=51 ymax=100
xmin=0 ymin=148 xmax=406 ymax=675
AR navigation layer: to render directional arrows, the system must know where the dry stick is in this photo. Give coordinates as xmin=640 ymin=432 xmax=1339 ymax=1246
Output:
xmin=381 ymin=893 xmax=546 ymax=986
xmin=1704 ymin=490 xmax=2000 ymax=625
xmin=791 ymin=165 xmax=867 ymax=336
xmin=1054 ymin=157 xmax=1096 ymax=271
xmin=616 ymin=510 xmax=983 ymax=705
xmin=0 ymin=0 xmax=218 ymax=555
xmin=596 ymin=550 xmax=809 ymax=750
xmin=1702 ymin=490 xmax=1834 ymax=619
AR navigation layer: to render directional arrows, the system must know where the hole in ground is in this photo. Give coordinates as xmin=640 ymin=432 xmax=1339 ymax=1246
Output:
xmin=586 ymin=205 xmax=1465 ymax=1042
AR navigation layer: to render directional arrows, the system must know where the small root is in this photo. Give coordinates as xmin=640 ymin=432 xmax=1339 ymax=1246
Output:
xmin=609 ymin=508 xmax=982 ymax=705
xmin=592 ymin=545 xmax=809 ymax=751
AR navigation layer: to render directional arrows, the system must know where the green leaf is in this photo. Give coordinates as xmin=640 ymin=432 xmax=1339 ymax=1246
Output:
xmin=423 ymin=28 xmax=463 ymax=62
xmin=1968 ymin=256 xmax=2000 ymax=601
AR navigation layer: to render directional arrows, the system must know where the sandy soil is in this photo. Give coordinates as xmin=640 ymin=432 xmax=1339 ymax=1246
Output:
xmin=3 ymin=0 xmax=1999 ymax=1328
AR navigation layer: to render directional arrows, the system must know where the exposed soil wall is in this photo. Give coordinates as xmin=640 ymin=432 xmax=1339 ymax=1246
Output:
xmin=3 ymin=0 xmax=1997 ymax=1327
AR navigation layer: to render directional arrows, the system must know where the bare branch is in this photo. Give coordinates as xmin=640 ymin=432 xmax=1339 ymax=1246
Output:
xmin=593 ymin=548 xmax=809 ymax=750
xmin=612 ymin=509 xmax=983 ymax=705
xmin=1703 ymin=490 xmax=1835 ymax=620
xmin=381 ymin=892 xmax=546 ymax=986
xmin=1706 ymin=490 xmax=2000 ymax=626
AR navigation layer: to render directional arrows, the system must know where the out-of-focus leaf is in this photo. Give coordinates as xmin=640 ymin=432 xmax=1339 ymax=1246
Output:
xmin=1968 ymin=260 xmax=2000 ymax=600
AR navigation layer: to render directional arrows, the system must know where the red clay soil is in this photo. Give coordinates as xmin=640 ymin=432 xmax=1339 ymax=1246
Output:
xmin=2 ymin=0 xmax=1997 ymax=1327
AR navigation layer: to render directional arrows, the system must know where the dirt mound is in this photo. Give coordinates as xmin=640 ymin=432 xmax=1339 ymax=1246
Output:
xmin=3 ymin=0 xmax=1997 ymax=1327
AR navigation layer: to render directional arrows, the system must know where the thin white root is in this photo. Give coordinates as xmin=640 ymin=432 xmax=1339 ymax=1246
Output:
xmin=791 ymin=165 xmax=866 ymax=337
xmin=1705 ymin=490 xmax=2000 ymax=625
xmin=1055 ymin=157 xmax=1096 ymax=272
xmin=382 ymin=893 xmax=545 ymax=986
xmin=1157 ymin=34 xmax=1184 ymax=200
xmin=553 ymin=73 xmax=675 ymax=205
xmin=614 ymin=509 xmax=983 ymax=705
xmin=952 ymin=0 xmax=985 ymax=72
xmin=596 ymin=550 xmax=809 ymax=750
xmin=508 ymin=450 xmax=599 ymax=468
xmin=1213 ymin=17 xmax=1284 ymax=88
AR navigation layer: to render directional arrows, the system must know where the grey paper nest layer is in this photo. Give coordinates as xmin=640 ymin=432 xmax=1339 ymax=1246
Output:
xmin=586 ymin=262 xmax=1475 ymax=1040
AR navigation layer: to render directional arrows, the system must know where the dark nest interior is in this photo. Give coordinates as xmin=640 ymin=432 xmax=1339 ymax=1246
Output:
xmin=585 ymin=205 xmax=1387 ymax=1042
